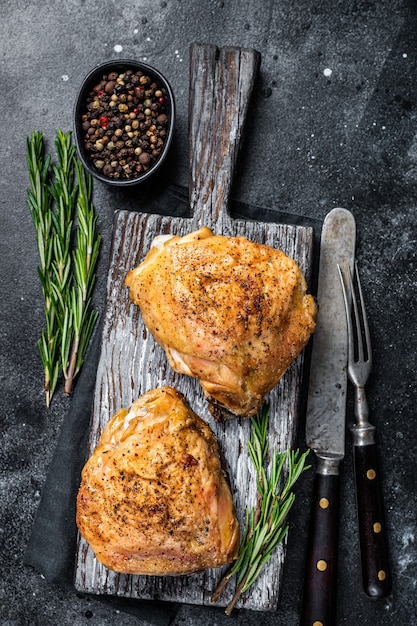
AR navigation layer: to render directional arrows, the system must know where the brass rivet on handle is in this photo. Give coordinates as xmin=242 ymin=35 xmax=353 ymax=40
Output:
xmin=319 ymin=497 xmax=329 ymax=509
xmin=313 ymin=621 xmax=324 ymax=626
xmin=316 ymin=559 xmax=327 ymax=571
xmin=373 ymin=522 xmax=382 ymax=533
xmin=366 ymin=469 xmax=376 ymax=480
xmin=378 ymin=570 xmax=386 ymax=581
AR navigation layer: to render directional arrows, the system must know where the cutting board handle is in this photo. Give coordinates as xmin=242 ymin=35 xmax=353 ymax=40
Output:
xmin=188 ymin=42 xmax=261 ymax=233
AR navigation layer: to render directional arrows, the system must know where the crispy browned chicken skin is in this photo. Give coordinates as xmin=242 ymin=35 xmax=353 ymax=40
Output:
xmin=76 ymin=386 xmax=239 ymax=575
xmin=126 ymin=227 xmax=317 ymax=418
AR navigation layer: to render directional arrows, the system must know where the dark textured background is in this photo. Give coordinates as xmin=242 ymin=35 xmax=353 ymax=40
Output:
xmin=1 ymin=1 xmax=416 ymax=624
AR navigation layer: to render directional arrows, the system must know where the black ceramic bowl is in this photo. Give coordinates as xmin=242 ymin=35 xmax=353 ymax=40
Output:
xmin=74 ymin=59 xmax=175 ymax=186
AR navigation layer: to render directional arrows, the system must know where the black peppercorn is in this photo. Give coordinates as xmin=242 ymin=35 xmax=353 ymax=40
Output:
xmin=103 ymin=164 xmax=114 ymax=176
xmin=115 ymin=84 xmax=127 ymax=96
xmin=139 ymin=152 xmax=151 ymax=165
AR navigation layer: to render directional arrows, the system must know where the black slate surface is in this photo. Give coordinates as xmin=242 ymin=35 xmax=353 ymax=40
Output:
xmin=1 ymin=1 xmax=417 ymax=625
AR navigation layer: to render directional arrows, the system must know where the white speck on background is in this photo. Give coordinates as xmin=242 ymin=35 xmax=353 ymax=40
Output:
xmin=134 ymin=28 xmax=138 ymax=34
xmin=403 ymin=53 xmax=408 ymax=58
xmin=114 ymin=44 xmax=123 ymax=53
xmin=146 ymin=37 xmax=151 ymax=42
xmin=61 ymin=75 xmax=69 ymax=81
xmin=323 ymin=67 xmax=332 ymax=77
xmin=398 ymin=527 xmax=416 ymax=575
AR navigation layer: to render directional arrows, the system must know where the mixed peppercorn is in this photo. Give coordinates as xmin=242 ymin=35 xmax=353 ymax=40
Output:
xmin=80 ymin=69 xmax=170 ymax=180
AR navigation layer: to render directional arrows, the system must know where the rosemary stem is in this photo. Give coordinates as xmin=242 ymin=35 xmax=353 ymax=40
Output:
xmin=224 ymin=578 xmax=247 ymax=617
xmin=64 ymin=334 xmax=79 ymax=395
xmin=210 ymin=571 xmax=233 ymax=604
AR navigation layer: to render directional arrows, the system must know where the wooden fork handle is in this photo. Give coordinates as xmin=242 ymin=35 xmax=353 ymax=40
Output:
xmin=353 ymin=439 xmax=392 ymax=598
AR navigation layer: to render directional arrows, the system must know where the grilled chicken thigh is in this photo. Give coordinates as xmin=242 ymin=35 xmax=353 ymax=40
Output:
xmin=76 ymin=386 xmax=239 ymax=575
xmin=125 ymin=227 xmax=317 ymax=419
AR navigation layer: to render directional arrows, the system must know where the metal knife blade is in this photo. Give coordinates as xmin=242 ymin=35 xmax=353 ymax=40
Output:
xmin=300 ymin=207 xmax=356 ymax=626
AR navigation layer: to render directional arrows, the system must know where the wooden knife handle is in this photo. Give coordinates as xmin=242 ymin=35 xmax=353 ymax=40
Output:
xmin=353 ymin=442 xmax=392 ymax=598
xmin=300 ymin=469 xmax=340 ymax=626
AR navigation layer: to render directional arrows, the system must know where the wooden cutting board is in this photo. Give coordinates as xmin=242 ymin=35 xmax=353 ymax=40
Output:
xmin=74 ymin=43 xmax=314 ymax=612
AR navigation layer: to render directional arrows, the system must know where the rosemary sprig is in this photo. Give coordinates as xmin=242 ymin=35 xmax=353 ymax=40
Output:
xmin=26 ymin=131 xmax=58 ymax=406
xmin=211 ymin=404 xmax=310 ymax=615
xmin=62 ymin=159 xmax=101 ymax=395
xmin=26 ymin=130 xmax=101 ymax=405
xmin=49 ymin=130 xmax=77 ymax=321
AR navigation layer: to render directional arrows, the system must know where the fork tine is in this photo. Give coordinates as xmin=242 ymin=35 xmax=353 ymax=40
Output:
xmin=337 ymin=264 xmax=354 ymax=364
xmin=349 ymin=265 xmax=365 ymax=364
xmin=353 ymin=262 xmax=372 ymax=366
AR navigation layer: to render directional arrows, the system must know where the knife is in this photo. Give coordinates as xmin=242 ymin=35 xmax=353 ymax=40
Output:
xmin=300 ymin=207 xmax=356 ymax=626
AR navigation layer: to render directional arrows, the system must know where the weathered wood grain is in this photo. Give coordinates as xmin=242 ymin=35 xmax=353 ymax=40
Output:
xmin=188 ymin=43 xmax=261 ymax=232
xmin=74 ymin=43 xmax=315 ymax=612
